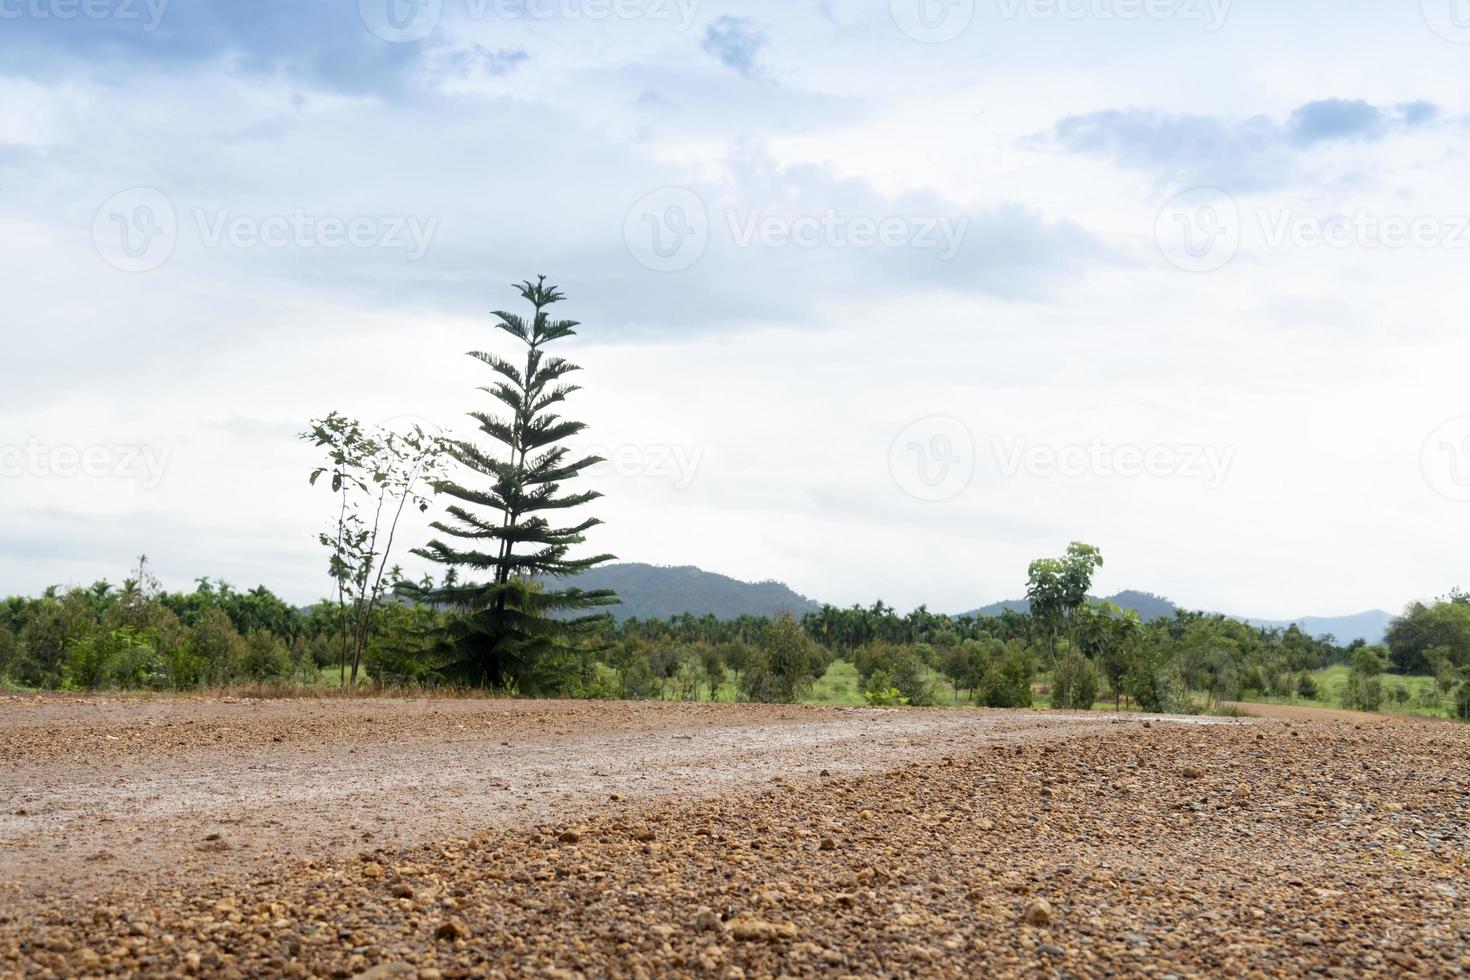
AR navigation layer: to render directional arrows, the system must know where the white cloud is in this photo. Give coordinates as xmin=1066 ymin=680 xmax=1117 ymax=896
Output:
xmin=2 ymin=0 xmax=1469 ymax=619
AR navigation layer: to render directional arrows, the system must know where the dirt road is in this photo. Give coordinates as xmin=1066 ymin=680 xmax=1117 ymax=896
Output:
xmin=2 ymin=696 xmax=1467 ymax=978
xmin=0 ymin=696 xmax=1177 ymax=905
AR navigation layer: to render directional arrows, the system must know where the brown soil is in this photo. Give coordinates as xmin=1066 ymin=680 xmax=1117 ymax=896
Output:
xmin=1 ymin=696 xmax=1466 ymax=978
xmin=1225 ymin=701 xmax=1440 ymax=724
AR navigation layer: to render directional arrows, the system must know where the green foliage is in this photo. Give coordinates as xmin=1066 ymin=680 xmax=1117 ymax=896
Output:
xmin=1052 ymin=653 xmax=1098 ymax=710
xmin=979 ymin=644 xmax=1034 ymax=708
xmin=699 ymin=645 xmax=726 ymax=701
xmin=1341 ymin=645 xmax=1389 ymax=711
xmin=241 ymin=630 xmax=291 ymax=681
xmin=740 ymin=612 xmax=814 ymax=703
xmin=1123 ymin=636 xmax=1181 ymax=713
xmin=0 ymin=623 xmax=17 ymax=681
xmin=1384 ymin=596 xmax=1470 ymax=674
xmin=1296 ymin=670 xmax=1318 ymax=700
xmin=862 ymin=672 xmax=910 ymax=707
xmin=303 ymin=413 xmax=443 ymax=686
xmin=405 ymin=278 xmax=616 ymax=690
xmin=1026 ymin=542 xmax=1103 ymax=659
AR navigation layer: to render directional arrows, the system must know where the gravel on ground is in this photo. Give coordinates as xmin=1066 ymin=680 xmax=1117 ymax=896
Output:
xmin=1 ymin=696 xmax=1466 ymax=978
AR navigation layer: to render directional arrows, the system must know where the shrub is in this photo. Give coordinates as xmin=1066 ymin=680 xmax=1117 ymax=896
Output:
xmin=1052 ymin=654 xmax=1098 ymax=710
xmin=888 ymin=648 xmax=936 ymax=707
xmin=1342 ymin=646 xmax=1388 ymax=711
xmin=1342 ymin=674 xmax=1383 ymax=712
xmin=1123 ymin=639 xmax=1181 ymax=713
xmin=748 ymin=613 xmax=814 ymax=704
xmin=242 ymin=630 xmax=291 ymax=681
xmin=979 ymin=646 xmax=1033 ymax=709
xmin=62 ymin=628 xmax=167 ymax=690
xmin=1296 ymin=671 xmax=1319 ymax=700
xmin=1456 ymin=679 xmax=1470 ymax=722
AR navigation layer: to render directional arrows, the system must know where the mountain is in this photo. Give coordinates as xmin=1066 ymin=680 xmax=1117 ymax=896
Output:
xmin=564 ymin=563 xmax=1393 ymax=643
xmin=565 ymin=563 xmax=821 ymax=622
xmin=964 ymin=591 xmax=1392 ymax=644
xmin=964 ymin=590 xmax=1176 ymax=622
xmin=1238 ymin=610 xmax=1394 ymax=646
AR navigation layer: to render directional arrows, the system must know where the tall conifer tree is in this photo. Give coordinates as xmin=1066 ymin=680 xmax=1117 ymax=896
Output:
xmin=410 ymin=277 xmax=616 ymax=688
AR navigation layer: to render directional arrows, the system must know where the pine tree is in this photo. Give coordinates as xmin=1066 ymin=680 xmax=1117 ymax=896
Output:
xmin=409 ymin=277 xmax=616 ymax=690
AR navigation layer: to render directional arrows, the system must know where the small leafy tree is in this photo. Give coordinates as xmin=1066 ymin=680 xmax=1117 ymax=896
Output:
xmin=1026 ymin=542 xmax=1103 ymax=664
xmin=1052 ymin=653 xmax=1097 ymax=709
xmin=303 ymin=413 xmax=442 ymax=686
xmin=700 ymin=644 xmax=726 ymax=701
xmin=1342 ymin=645 xmax=1388 ymax=711
xmin=741 ymin=612 xmax=813 ymax=703
xmin=979 ymin=643 xmax=1034 ymax=708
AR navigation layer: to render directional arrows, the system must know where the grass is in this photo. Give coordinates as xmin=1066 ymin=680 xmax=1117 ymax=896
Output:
xmin=1242 ymin=665 xmax=1452 ymax=719
xmin=803 ymin=659 xmax=867 ymax=705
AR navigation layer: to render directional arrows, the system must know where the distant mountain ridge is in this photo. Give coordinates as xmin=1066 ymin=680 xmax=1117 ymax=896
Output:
xmin=572 ymin=563 xmax=1393 ymax=643
xmin=964 ymin=591 xmax=1391 ymax=645
xmin=566 ymin=563 xmax=821 ymax=622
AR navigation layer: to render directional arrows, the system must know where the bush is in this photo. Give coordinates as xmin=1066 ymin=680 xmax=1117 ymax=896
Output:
xmin=979 ymin=645 xmax=1033 ymax=708
xmin=1124 ymin=640 xmax=1181 ymax=713
xmin=888 ymin=648 xmax=936 ymax=707
xmin=62 ymin=628 xmax=168 ymax=690
xmin=862 ymin=668 xmax=910 ymax=706
xmin=1342 ymin=673 xmax=1383 ymax=712
xmin=241 ymin=630 xmax=291 ymax=681
xmin=740 ymin=613 xmax=815 ymax=704
xmin=1456 ymin=680 xmax=1470 ymax=722
xmin=0 ymin=623 xmax=18 ymax=682
xmin=1052 ymin=654 xmax=1098 ymax=710
xmin=1296 ymin=671 xmax=1318 ymax=700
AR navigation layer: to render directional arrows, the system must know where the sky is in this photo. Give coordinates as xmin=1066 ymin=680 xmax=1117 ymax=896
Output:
xmin=2 ymin=0 xmax=1469 ymax=618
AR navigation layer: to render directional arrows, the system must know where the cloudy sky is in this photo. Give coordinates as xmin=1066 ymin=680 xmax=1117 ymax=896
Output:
xmin=3 ymin=0 xmax=1469 ymax=618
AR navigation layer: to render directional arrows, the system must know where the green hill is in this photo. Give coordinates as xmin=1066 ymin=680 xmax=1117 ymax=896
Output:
xmin=561 ymin=563 xmax=821 ymax=622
